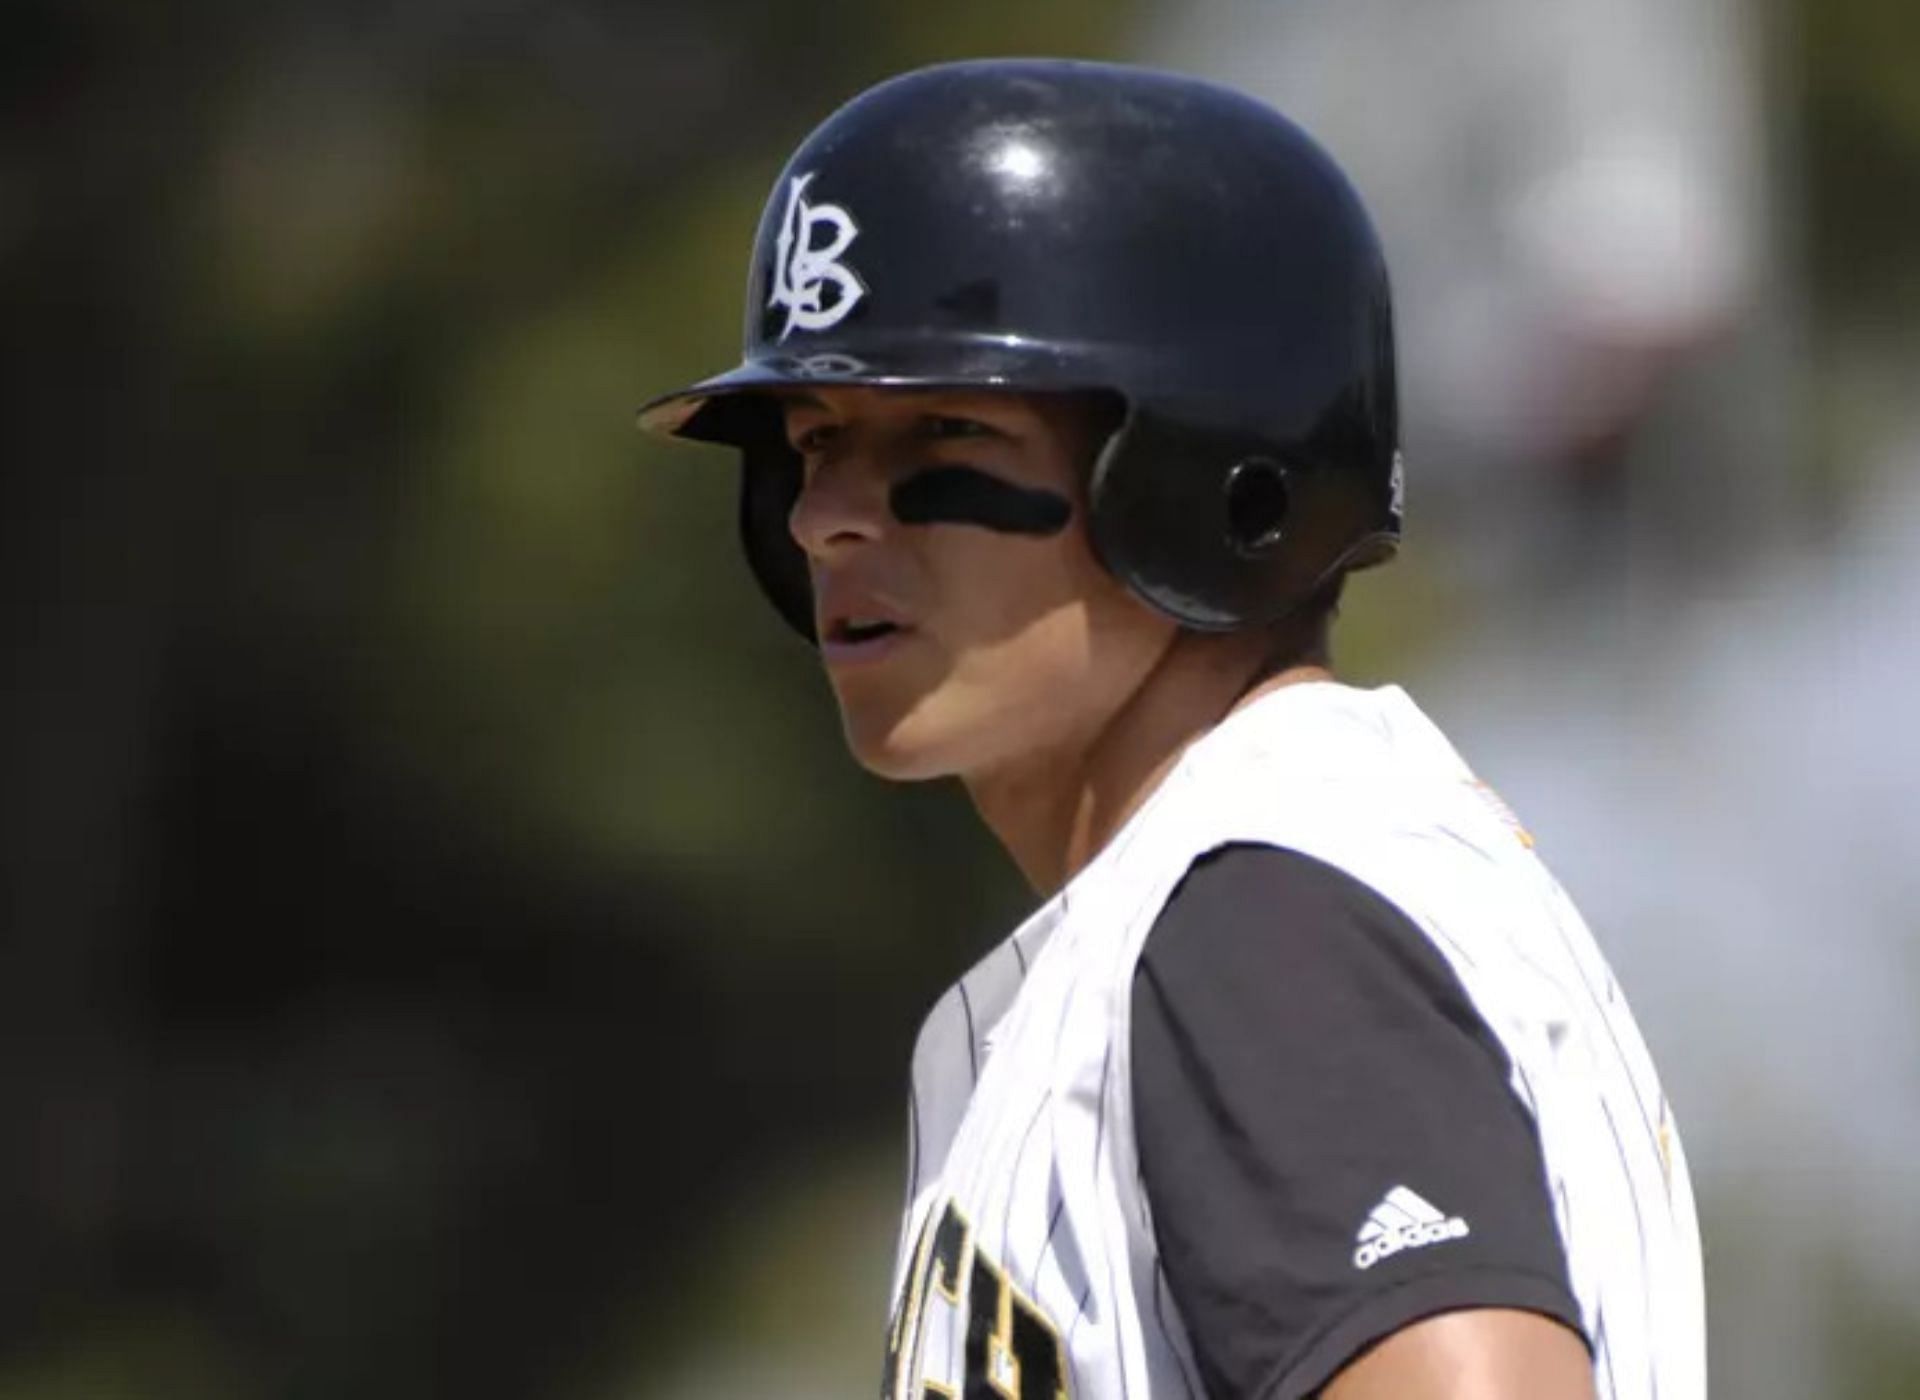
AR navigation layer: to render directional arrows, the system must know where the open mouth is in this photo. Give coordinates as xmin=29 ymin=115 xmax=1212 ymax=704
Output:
xmin=828 ymin=618 xmax=903 ymax=645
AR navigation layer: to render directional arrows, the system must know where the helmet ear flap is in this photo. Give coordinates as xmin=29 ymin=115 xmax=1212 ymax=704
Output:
xmin=1090 ymin=408 xmax=1288 ymax=630
xmin=1089 ymin=406 xmax=1389 ymax=630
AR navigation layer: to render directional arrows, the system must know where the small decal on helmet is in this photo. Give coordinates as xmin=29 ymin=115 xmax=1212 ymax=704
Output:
xmin=768 ymin=172 xmax=866 ymax=340
xmin=790 ymin=351 xmax=870 ymax=377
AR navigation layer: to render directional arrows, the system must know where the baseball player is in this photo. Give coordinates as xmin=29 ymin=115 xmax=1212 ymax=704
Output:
xmin=640 ymin=59 xmax=1705 ymax=1400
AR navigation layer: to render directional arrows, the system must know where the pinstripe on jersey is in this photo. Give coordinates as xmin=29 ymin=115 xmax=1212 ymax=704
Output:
xmin=883 ymin=682 xmax=1705 ymax=1400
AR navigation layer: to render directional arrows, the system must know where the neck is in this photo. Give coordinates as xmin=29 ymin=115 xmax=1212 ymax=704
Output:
xmin=963 ymin=640 xmax=1334 ymax=894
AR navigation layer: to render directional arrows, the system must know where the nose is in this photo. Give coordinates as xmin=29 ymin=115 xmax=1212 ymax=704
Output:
xmin=788 ymin=450 xmax=891 ymax=562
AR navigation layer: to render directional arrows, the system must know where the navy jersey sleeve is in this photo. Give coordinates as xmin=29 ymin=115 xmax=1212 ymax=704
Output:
xmin=1131 ymin=842 xmax=1587 ymax=1400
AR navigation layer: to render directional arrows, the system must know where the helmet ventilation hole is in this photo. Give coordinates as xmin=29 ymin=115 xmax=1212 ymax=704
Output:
xmin=1224 ymin=458 xmax=1291 ymax=555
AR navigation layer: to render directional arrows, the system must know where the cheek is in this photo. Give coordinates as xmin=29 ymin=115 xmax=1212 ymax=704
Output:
xmin=921 ymin=527 xmax=1096 ymax=648
xmin=923 ymin=530 xmax=1168 ymax=723
xmin=829 ymin=526 xmax=1170 ymax=780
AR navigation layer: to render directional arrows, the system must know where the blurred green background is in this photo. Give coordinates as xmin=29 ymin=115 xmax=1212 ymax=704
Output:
xmin=2 ymin=1 xmax=1916 ymax=1397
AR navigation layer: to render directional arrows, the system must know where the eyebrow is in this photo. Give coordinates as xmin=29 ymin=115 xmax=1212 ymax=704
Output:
xmin=778 ymin=394 xmax=1019 ymax=439
xmin=934 ymin=413 xmax=1017 ymax=442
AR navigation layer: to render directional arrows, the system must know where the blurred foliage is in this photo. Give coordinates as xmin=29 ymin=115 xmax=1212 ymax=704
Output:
xmin=2 ymin=2 xmax=1131 ymax=1398
xmin=1801 ymin=0 xmax=1920 ymax=316
xmin=585 ymin=1144 xmax=902 ymax=1400
xmin=1799 ymin=0 xmax=1920 ymax=504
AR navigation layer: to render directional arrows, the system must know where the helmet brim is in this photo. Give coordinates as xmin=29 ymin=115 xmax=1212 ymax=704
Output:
xmin=636 ymin=337 xmax=1154 ymax=444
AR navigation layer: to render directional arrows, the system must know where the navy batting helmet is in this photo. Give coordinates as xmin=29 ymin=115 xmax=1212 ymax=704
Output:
xmin=639 ymin=58 xmax=1401 ymax=638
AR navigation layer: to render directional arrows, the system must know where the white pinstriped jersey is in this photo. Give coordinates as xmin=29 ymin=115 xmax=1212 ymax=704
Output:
xmin=883 ymin=682 xmax=1704 ymax=1399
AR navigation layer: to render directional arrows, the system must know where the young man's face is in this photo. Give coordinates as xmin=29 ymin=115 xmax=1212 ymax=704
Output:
xmin=781 ymin=386 xmax=1177 ymax=782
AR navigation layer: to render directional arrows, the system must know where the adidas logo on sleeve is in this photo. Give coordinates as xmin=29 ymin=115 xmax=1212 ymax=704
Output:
xmin=1353 ymin=1186 xmax=1471 ymax=1270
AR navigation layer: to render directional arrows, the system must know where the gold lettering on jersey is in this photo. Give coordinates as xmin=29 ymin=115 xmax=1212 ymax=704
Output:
xmin=882 ymin=1200 xmax=1069 ymax=1400
xmin=932 ymin=1206 xmax=971 ymax=1304
xmin=884 ymin=1211 xmax=942 ymax=1400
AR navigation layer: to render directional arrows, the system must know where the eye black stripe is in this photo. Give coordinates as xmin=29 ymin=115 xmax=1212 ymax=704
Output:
xmin=891 ymin=466 xmax=1071 ymax=536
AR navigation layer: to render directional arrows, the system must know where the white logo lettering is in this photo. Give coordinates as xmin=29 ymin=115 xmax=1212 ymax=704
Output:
xmin=768 ymin=172 xmax=866 ymax=340
xmin=1353 ymin=1185 xmax=1469 ymax=1270
xmin=1354 ymin=1215 xmax=1469 ymax=1270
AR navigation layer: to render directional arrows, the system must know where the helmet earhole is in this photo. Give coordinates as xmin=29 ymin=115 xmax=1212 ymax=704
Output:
xmin=1224 ymin=458 xmax=1291 ymax=555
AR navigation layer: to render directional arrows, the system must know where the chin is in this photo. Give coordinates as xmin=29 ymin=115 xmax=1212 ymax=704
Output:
xmin=840 ymin=718 xmax=960 ymax=783
xmin=834 ymin=688 xmax=995 ymax=782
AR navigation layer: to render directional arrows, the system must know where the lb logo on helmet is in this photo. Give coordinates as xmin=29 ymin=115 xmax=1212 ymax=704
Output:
xmin=767 ymin=172 xmax=866 ymax=340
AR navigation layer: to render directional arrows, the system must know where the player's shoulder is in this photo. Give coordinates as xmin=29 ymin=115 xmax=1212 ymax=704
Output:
xmin=1156 ymin=682 xmax=1598 ymax=1016
xmin=1179 ymin=681 xmax=1478 ymax=805
xmin=1172 ymin=681 xmax=1538 ymax=875
xmin=1144 ymin=841 xmax=1468 ymax=1016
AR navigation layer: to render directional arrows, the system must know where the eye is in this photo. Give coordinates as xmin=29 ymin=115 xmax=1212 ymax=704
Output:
xmin=789 ymin=421 xmax=841 ymax=455
xmin=923 ymin=415 xmax=994 ymax=441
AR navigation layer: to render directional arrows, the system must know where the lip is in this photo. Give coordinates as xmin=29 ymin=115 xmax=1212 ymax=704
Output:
xmin=819 ymin=623 xmax=916 ymax=667
xmin=814 ymin=580 xmax=914 ymax=666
